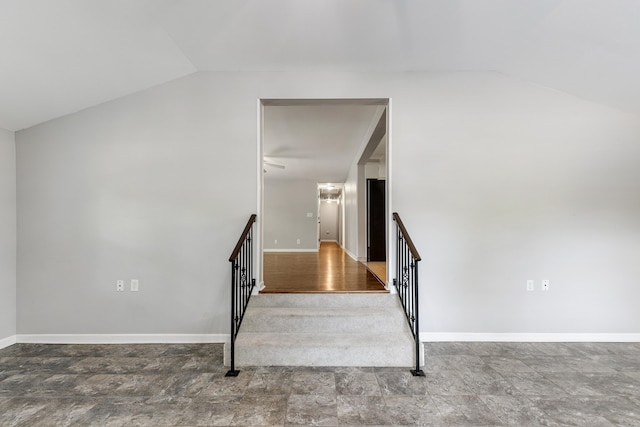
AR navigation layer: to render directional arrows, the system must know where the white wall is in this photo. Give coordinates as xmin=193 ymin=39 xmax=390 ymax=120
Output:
xmin=338 ymin=192 xmax=344 ymax=247
xmin=16 ymin=73 xmax=257 ymax=335
xmin=365 ymin=162 xmax=382 ymax=179
xmin=319 ymin=200 xmax=339 ymax=241
xmin=264 ymin=179 xmax=318 ymax=251
xmin=343 ymin=164 xmax=359 ymax=260
xmin=15 ymin=70 xmax=640 ymax=337
xmin=0 ymin=128 xmax=16 ymax=344
xmin=391 ymin=74 xmax=640 ymax=335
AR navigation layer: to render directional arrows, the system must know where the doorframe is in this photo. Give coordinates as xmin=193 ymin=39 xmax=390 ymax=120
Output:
xmin=255 ymin=99 xmax=264 ymax=293
xmin=356 ymin=103 xmax=393 ymax=289
xmin=256 ymin=98 xmax=393 ymax=294
xmin=316 ymin=184 xmax=321 ymax=249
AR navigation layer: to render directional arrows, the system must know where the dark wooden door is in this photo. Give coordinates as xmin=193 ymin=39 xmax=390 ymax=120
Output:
xmin=367 ymin=179 xmax=386 ymax=261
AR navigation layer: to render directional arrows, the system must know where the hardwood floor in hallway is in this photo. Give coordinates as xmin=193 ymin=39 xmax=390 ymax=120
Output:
xmin=262 ymin=242 xmax=387 ymax=293
xmin=362 ymin=261 xmax=387 ymax=286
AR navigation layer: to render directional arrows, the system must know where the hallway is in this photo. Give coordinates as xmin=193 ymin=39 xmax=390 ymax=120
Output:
xmin=262 ymin=242 xmax=387 ymax=293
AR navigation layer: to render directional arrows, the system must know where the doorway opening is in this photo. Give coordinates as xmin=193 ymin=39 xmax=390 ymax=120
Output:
xmin=318 ymin=183 xmax=342 ymax=247
xmin=258 ymin=99 xmax=390 ymax=293
xmin=358 ymin=111 xmax=388 ymax=286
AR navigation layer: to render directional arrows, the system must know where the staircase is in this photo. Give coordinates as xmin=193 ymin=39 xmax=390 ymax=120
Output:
xmin=224 ymin=293 xmax=423 ymax=367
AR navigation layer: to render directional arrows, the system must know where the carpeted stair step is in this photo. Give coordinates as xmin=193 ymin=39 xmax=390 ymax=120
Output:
xmin=225 ymin=293 xmax=423 ymax=367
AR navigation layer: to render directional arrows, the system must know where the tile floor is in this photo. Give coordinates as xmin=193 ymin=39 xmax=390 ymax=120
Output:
xmin=1 ymin=342 xmax=640 ymax=426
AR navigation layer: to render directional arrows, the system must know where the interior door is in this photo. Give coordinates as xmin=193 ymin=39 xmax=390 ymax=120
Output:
xmin=367 ymin=179 xmax=386 ymax=261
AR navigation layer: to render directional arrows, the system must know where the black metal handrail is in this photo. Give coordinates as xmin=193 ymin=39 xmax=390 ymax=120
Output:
xmin=392 ymin=212 xmax=425 ymax=377
xmin=226 ymin=214 xmax=257 ymax=377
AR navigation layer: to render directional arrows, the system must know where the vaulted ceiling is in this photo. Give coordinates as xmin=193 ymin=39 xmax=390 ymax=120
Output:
xmin=1 ymin=0 xmax=639 ymax=131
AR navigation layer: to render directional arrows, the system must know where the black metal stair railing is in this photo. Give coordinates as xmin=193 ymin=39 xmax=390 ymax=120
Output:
xmin=392 ymin=212 xmax=425 ymax=377
xmin=225 ymin=214 xmax=257 ymax=377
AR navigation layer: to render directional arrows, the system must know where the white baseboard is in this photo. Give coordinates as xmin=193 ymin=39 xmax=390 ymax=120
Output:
xmin=420 ymin=332 xmax=640 ymax=342
xmin=16 ymin=334 xmax=229 ymax=344
xmin=263 ymin=249 xmax=318 ymax=253
xmin=344 ymin=248 xmax=358 ymax=261
xmin=320 ymin=239 xmax=338 ymax=243
xmin=0 ymin=335 xmax=17 ymax=349
xmin=8 ymin=332 xmax=639 ymax=347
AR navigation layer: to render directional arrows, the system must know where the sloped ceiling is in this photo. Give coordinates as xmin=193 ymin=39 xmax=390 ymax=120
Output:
xmin=1 ymin=0 xmax=639 ymax=131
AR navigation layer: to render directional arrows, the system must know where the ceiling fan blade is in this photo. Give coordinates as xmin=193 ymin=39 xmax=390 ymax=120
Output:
xmin=264 ymin=161 xmax=285 ymax=169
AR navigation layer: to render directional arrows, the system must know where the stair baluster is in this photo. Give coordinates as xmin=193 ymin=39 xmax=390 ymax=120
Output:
xmin=226 ymin=214 xmax=257 ymax=377
xmin=392 ymin=212 xmax=425 ymax=376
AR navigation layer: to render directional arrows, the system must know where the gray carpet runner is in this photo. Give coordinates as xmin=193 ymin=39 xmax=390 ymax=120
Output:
xmin=225 ymin=294 xmax=422 ymax=367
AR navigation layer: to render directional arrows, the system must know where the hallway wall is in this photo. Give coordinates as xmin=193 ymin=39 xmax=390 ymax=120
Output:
xmin=15 ymin=70 xmax=640 ymax=337
xmin=264 ymin=179 xmax=318 ymax=251
xmin=319 ymin=200 xmax=339 ymax=242
xmin=0 ymin=128 xmax=16 ymax=344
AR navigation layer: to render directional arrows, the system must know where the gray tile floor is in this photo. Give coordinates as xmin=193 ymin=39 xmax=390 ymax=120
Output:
xmin=1 ymin=342 xmax=640 ymax=426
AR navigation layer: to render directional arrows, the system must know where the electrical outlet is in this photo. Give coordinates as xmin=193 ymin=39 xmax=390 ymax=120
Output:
xmin=116 ymin=280 xmax=124 ymax=292
xmin=296 ymin=239 xmax=300 ymax=244
xmin=542 ymin=279 xmax=550 ymax=291
xmin=131 ymin=279 xmax=139 ymax=292
xmin=274 ymin=239 xmax=277 ymax=244
xmin=526 ymin=280 xmax=534 ymax=291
